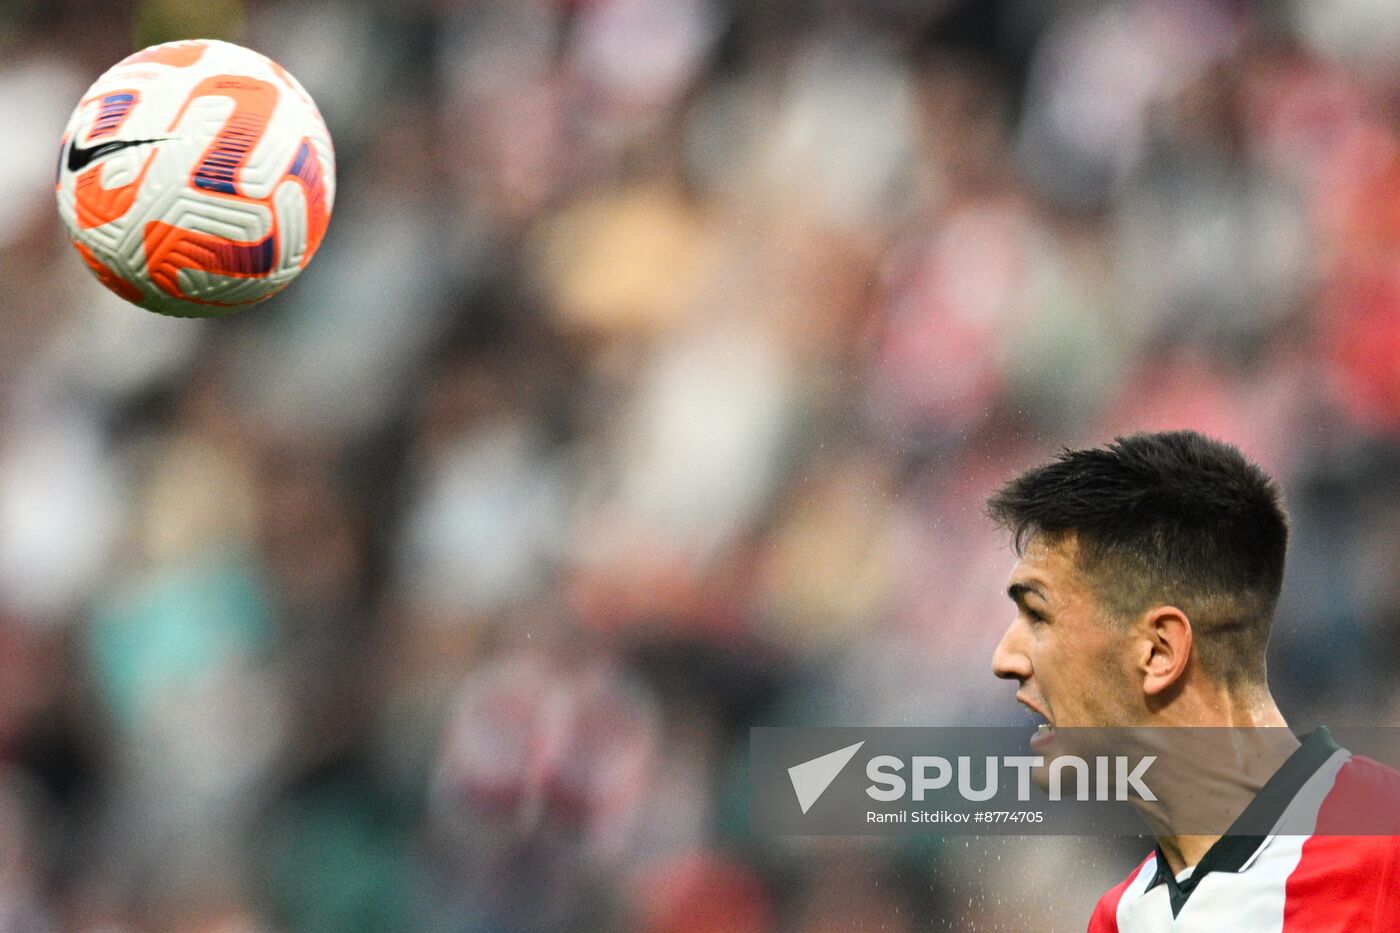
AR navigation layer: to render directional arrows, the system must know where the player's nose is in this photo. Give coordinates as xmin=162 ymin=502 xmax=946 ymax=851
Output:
xmin=991 ymin=620 xmax=1032 ymax=682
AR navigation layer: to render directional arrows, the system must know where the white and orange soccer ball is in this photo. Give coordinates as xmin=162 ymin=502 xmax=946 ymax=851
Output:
xmin=55 ymin=39 xmax=335 ymax=317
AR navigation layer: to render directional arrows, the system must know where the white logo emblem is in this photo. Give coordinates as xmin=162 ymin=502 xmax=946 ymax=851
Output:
xmin=788 ymin=741 xmax=865 ymax=814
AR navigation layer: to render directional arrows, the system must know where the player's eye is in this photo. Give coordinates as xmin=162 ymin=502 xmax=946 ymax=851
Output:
xmin=1025 ymin=608 xmax=1046 ymax=624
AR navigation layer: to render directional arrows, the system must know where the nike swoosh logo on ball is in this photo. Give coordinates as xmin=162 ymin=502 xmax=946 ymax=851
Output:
xmin=67 ymin=137 xmax=166 ymax=172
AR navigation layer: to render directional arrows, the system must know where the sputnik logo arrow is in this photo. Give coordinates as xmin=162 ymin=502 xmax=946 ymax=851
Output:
xmin=788 ymin=741 xmax=865 ymax=814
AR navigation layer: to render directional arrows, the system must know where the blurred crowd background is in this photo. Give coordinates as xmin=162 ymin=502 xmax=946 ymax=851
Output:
xmin=2 ymin=0 xmax=1400 ymax=929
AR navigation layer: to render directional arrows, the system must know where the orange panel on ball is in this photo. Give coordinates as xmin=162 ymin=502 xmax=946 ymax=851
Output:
xmin=72 ymin=241 xmax=145 ymax=304
xmin=119 ymin=41 xmax=208 ymax=68
xmin=143 ymin=220 xmax=278 ymax=305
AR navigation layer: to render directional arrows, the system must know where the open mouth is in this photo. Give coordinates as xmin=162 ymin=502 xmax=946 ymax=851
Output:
xmin=1018 ymin=695 xmax=1055 ymax=748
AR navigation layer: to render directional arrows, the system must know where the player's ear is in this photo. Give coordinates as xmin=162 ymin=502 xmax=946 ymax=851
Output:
xmin=1137 ymin=606 xmax=1192 ymax=696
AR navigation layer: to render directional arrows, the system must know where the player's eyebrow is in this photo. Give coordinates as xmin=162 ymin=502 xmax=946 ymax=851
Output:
xmin=1007 ymin=582 xmax=1047 ymax=606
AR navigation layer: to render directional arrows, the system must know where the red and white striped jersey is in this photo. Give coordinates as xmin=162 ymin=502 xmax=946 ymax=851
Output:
xmin=1089 ymin=728 xmax=1400 ymax=932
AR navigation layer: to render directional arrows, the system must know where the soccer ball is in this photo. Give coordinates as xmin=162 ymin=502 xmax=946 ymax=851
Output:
xmin=55 ymin=39 xmax=335 ymax=317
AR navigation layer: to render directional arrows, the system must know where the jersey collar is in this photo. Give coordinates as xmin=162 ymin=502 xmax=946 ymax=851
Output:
xmin=1145 ymin=726 xmax=1342 ymax=918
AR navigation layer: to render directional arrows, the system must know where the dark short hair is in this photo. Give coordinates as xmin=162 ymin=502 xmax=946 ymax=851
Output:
xmin=986 ymin=431 xmax=1289 ymax=684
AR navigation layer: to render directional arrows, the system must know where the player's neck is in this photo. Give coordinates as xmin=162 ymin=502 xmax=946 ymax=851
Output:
xmin=1154 ymin=678 xmax=1289 ymax=729
xmin=1138 ymin=686 xmax=1294 ymax=875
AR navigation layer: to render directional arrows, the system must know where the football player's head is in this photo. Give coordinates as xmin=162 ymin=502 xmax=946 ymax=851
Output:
xmin=987 ymin=430 xmax=1288 ymax=728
